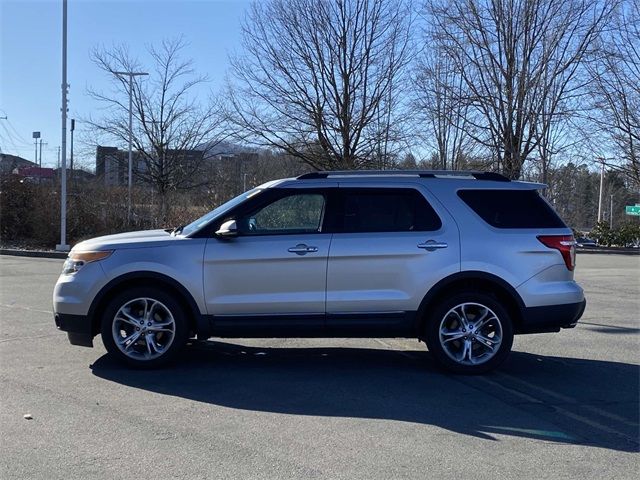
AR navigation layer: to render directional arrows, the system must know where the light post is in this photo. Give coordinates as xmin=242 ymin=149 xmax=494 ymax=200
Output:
xmin=596 ymin=157 xmax=619 ymax=227
xmin=112 ymin=71 xmax=148 ymax=223
xmin=597 ymin=160 xmax=605 ymax=223
xmin=32 ymin=131 xmax=40 ymax=166
xmin=70 ymin=119 xmax=75 ymax=184
xmin=610 ymin=194 xmax=614 ymax=229
xmin=56 ymin=0 xmax=69 ymax=251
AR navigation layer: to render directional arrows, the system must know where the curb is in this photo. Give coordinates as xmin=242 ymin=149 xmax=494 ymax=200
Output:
xmin=576 ymin=248 xmax=639 ymax=256
xmin=0 ymin=249 xmax=68 ymax=259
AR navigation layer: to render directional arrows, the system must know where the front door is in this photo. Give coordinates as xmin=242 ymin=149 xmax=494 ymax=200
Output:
xmin=203 ymin=189 xmax=332 ymax=334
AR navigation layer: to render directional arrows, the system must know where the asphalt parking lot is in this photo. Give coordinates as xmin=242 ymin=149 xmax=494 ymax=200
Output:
xmin=0 ymin=254 xmax=638 ymax=479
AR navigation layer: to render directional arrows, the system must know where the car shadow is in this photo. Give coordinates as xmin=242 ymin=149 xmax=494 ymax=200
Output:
xmin=579 ymin=321 xmax=640 ymax=335
xmin=90 ymin=341 xmax=639 ymax=452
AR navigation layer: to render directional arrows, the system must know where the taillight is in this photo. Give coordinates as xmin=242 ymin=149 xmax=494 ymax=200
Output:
xmin=537 ymin=235 xmax=576 ymax=271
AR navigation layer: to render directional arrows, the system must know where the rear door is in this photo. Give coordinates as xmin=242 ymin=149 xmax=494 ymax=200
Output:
xmin=325 ymin=184 xmax=460 ymax=335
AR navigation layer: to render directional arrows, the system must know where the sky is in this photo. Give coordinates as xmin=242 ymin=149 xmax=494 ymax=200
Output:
xmin=0 ymin=0 xmax=251 ymax=168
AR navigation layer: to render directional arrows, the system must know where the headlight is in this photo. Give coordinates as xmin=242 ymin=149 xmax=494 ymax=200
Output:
xmin=62 ymin=250 xmax=113 ymax=275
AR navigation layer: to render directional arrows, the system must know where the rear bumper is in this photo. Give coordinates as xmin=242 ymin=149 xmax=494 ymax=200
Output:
xmin=54 ymin=313 xmax=94 ymax=347
xmin=519 ymin=299 xmax=586 ymax=334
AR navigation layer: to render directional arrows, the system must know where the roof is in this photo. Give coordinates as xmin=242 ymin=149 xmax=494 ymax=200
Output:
xmin=17 ymin=166 xmax=55 ymax=178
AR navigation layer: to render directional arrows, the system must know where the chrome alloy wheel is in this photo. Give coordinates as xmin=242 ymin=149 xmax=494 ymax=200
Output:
xmin=438 ymin=302 xmax=503 ymax=366
xmin=112 ymin=297 xmax=176 ymax=361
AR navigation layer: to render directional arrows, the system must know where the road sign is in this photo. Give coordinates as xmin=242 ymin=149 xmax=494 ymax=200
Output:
xmin=625 ymin=205 xmax=640 ymax=216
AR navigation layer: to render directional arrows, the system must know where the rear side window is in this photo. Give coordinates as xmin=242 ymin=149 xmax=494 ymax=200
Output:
xmin=334 ymin=188 xmax=442 ymax=233
xmin=458 ymin=189 xmax=566 ymax=228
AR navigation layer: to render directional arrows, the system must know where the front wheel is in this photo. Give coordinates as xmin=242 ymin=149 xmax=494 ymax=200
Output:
xmin=100 ymin=287 xmax=188 ymax=368
xmin=425 ymin=292 xmax=514 ymax=374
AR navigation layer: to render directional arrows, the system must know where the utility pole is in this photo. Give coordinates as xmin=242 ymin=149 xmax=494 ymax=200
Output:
xmin=610 ymin=194 xmax=614 ymax=229
xmin=597 ymin=160 xmax=605 ymax=223
xmin=70 ymin=118 xmax=75 ymax=184
xmin=57 ymin=146 xmax=61 ymax=169
xmin=38 ymin=140 xmax=47 ymax=183
xmin=113 ymin=70 xmax=148 ymax=223
xmin=56 ymin=0 xmax=70 ymax=251
xmin=0 ymin=117 xmax=6 ymax=154
xmin=38 ymin=139 xmax=48 ymax=169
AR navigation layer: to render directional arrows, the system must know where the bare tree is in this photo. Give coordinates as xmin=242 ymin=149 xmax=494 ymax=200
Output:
xmin=412 ymin=43 xmax=476 ymax=170
xmin=588 ymin=0 xmax=640 ymax=184
xmin=228 ymin=0 xmax=414 ymax=170
xmin=426 ymin=0 xmax=614 ymax=179
xmin=86 ymin=38 xmax=226 ymax=220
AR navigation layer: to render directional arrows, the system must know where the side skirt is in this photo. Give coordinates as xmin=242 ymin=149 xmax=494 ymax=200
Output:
xmin=205 ymin=312 xmax=417 ymax=338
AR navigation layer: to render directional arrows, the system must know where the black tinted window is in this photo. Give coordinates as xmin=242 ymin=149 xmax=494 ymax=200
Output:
xmin=335 ymin=189 xmax=441 ymax=233
xmin=458 ymin=189 xmax=566 ymax=228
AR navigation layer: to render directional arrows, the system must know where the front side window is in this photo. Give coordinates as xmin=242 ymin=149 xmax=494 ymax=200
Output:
xmin=335 ymin=188 xmax=442 ymax=233
xmin=238 ymin=193 xmax=326 ymax=235
xmin=181 ymin=188 xmax=263 ymax=236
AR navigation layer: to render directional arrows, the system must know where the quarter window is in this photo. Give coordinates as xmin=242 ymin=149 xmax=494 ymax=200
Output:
xmin=457 ymin=189 xmax=566 ymax=228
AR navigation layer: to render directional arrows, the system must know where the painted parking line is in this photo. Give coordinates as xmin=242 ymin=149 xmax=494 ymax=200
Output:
xmin=376 ymin=338 xmax=639 ymax=447
xmin=497 ymin=372 xmax=639 ymax=428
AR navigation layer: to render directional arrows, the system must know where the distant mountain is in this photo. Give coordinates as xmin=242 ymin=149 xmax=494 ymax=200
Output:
xmin=197 ymin=141 xmax=262 ymax=158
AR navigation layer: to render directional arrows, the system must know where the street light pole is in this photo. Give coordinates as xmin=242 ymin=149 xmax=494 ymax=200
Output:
xmin=113 ymin=70 xmax=148 ymax=224
xmin=610 ymin=194 xmax=614 ymax=229
xmin=597 ymin=160 xmax=605 ymax=223
xmin=56 ymin=0 xmax=69 ymax=251
xmin=32 ymin=131 xmax=40 ymax=167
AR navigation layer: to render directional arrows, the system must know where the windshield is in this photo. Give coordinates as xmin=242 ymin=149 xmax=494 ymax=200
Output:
xmin=180 ymin=188 xmax=263 ymax=236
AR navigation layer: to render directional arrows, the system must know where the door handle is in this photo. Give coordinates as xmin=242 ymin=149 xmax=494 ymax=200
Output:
xmin=417 ymin=240 xmax=448 ymax=251
xmin=288 ymin=244 xmax=318 ymax=255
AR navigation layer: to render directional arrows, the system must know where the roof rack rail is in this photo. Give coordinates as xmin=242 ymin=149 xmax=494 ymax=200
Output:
xmin=296 ymin=170 xmax=510 ymax=182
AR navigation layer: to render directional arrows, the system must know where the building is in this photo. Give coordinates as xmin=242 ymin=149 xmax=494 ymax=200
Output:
xmin=16 ymin=166 xmax=55 ymax=182
xmin=0 ymin=154 xmax=35 ymax=174
xmin=95 ymin=146 xmax=145 ymax=186
xmin=95 ymin=145 xmax=211 ymax=187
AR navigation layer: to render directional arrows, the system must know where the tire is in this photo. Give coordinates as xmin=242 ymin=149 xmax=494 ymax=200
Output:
xmin=425 ymin=291 xmax=514 ymax=374
xmin=100 ymin=286 xmax=188 ymax=368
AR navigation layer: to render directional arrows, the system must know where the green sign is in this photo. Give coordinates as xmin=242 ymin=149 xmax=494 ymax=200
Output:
xmin=626 ymin=205 xmax=640 ymax=216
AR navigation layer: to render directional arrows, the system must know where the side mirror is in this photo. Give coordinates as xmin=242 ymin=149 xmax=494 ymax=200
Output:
xmin=215 ymin=219 xmax=238 ymax=237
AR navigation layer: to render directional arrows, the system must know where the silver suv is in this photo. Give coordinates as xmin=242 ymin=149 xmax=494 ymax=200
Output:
xmin=53 ymin=171 xmax=585 ymax=374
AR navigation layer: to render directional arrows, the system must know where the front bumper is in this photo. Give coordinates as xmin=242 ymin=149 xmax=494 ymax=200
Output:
xmin=519 ymin=299 xmax=586 ymax=334
xmin=54 ymin=313 xmax=93 ymax=347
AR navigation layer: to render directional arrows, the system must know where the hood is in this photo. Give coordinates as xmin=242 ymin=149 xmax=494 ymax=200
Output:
xmin=73 ymin=229 xmax=180 ymax=251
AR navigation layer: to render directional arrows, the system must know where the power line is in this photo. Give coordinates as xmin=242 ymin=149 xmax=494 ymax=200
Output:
xmin=0 ymin=110 xmax=32 ymax=147
xmin=0 ymin=122 xmax=27 ymax=154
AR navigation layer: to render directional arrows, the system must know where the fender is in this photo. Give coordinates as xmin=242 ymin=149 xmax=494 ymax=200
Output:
xmin=87 ymin=271 xmax=207 ymax=336
xmin=415 ymin=271 xmax=526 ymax=335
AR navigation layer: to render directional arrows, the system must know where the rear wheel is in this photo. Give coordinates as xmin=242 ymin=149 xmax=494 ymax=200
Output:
xmin=425 ymin=292 xmax=514 ymax=374
xmin=100 ymin=287 xmax=188 ymax=368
